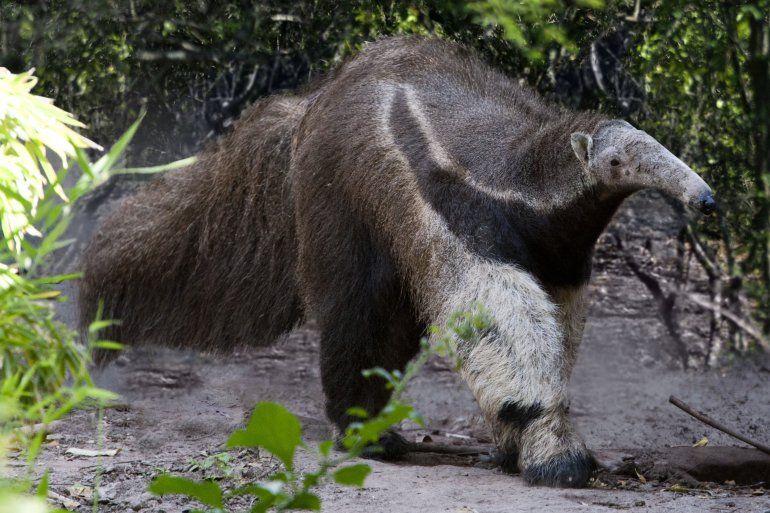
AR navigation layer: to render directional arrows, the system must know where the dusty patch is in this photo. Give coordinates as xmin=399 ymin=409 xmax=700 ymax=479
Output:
xmin=15 ymin=320 xmax=769 ymax=512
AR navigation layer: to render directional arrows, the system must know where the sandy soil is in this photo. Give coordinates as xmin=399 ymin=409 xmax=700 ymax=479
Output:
xmin=16 ymin=186 xmax=770 ymax=512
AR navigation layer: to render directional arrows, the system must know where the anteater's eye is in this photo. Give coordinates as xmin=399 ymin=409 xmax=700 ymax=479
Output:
xmin=610 ymin=159 xmax=621 ymax=167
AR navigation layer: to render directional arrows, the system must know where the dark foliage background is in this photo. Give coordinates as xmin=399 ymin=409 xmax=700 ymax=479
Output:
xmin=2 ymin=0 xmax=768 ymax=363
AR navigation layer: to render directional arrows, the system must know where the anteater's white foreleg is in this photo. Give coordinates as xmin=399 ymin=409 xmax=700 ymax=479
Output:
xmin=438 ymin=261 xmax=594 ymax=487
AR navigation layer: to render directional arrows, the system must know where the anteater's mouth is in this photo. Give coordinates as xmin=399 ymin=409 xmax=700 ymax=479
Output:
xmin=688 ymin=190 xmax=717 ymax=215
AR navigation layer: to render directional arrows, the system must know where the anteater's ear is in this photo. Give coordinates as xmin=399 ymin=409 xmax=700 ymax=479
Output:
xmin=570 ymin=132 xmax=592 ymax=165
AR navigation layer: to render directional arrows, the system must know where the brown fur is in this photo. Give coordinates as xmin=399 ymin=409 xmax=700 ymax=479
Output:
xmin=80 ymin=36 xmax=710 ymax=487
xmin=79 ymin=96 xmax=306 ymax=351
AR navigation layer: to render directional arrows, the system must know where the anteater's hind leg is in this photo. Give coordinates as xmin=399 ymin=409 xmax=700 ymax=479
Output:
xmin=320 ymin=295 xmax=423 ymax=459
xmin=296 ymin=216 xmax=423 ymax=458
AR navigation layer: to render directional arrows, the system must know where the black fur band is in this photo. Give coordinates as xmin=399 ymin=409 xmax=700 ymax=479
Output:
xmin=497 ymin=400 xmax=544 ymax=429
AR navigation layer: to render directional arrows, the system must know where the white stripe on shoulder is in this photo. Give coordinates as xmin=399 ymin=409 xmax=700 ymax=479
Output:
xmin=376 ymin=81 xmax=583 ymax=212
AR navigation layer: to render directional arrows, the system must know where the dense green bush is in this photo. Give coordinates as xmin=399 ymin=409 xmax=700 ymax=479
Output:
xmin=629 ymin=1 xmax=770 ymax=347
xmin=0 ymin=66 xmax=107 ymax=513
xmin=0 ymin=67 xmax=115 ymax=444
xmin=0 ymin=67 xmax=186 ymax=512
xmin=0 ymin=1 xmax=610 ymax=161
xmin=4 ymin=2 xmax=767 ymax=358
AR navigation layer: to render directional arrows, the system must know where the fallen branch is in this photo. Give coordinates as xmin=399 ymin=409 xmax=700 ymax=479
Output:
xmin=669 ymin=395 xmax=770 ymax=456
xmin=406 ymin=441 xmax=492 ymax=456
xmin=65 ymin=447 xmax=121 ymax=457
xmin=47 ymin=490 xmax=80 ymax=510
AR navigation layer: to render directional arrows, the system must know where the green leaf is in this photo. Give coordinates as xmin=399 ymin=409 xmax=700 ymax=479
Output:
xmin=111 ymin=155 xmax=197 ymax=175
xmin=91 ymin=340 xmax=124 ymax=351
xmin=26 ymin=430 xmax=46 ymax=464
xmin=333 ymin=464 xmax=371 ymax=487
xmin=148 ymin=475 xmax=223 ymax=508
xmin=90 ymin=112 xmax=144 ymax=177
xmin=285 ymin=492 xmax=321 ymax=511
xmin=576 ymin=0 xmax=604 ymax=8
xmin=343 ymin=402 xmax=414 ymax=449
xmin=37 ymin=470 xmax=50 ymax=498
xmin=318 ymin=440 xmax=333 ymax=457
xmin=692 ymin=436 xmax=709 ymax=447
xmin=345 ymin=407 xmax=369 ymax=419
xmin=226 ymin=402 xmax=302 ymax=470
xmin=89 ymin=322 xmax=120 ymax=337
xmin=231 ymin=482 xmax=284 ymax=513
xmin=302 ymin=471 xmax=322 ymax=489
xmin=361 ymin=367 xmax=397 ymax=388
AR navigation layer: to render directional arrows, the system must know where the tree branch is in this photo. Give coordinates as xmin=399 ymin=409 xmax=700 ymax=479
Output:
xmin=687 ymin=294 xmax=769 ymax=351
xmin=669 ymin=396 xmax=770 ymax=456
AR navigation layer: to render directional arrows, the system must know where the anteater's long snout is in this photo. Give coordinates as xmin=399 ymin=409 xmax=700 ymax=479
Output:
xmin=644 ymin=136 xmax=716 ymax=216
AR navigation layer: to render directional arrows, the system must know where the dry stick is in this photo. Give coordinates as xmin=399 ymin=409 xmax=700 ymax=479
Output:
xmin=669 ymin=395 xmax=770 ymax=456
xmin=615 ymin=236 xmax=689 ymax=368
xmin=17 ymin=419 xmax=63 ymax=437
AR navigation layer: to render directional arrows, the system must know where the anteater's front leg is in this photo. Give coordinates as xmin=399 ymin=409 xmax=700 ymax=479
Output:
xmin=446 ymin=262 xmax=595 ymax=487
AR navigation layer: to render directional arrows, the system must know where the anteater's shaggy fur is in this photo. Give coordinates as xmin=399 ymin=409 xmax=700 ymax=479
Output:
xmin=79 ymin=36 xmax=712 ymax=488
xmin=80 ymin=96 xmax=305 ymax=350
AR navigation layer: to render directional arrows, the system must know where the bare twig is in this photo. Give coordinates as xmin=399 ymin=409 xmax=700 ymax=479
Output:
xmin=615 ymin=236 xmax=689 ymax=368
xmin=590 ymin=41 xmax=607 ymax=94
xmin=669 ymin=396 xmax=770 ymax=456
xmin=625 ymin=0 xmax=641 ymax=22
xmin=17 ymin=419 xmax=63 ymax=437
xmin=79 ymin=459 xmax=146 ymax=470
xmin=685 ymin=225 xmax=721 ymax=280
xmin=48 ymin=490 xmax=80 ymax=510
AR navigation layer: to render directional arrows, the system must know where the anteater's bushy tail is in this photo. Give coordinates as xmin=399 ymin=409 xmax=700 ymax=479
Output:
xmin=78 ymin=95 xmax=306 ymax=352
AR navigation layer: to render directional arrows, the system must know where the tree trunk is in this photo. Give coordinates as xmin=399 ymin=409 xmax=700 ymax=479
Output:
xmin=746 ymin=12 xmax=770 ymax=333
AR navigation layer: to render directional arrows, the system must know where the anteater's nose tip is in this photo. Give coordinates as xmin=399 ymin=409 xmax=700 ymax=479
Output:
xmin=700 ymin=192 xmax=716 ymax=215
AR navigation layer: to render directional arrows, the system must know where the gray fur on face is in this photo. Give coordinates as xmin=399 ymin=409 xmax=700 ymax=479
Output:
xmin=571 ymin=119 xmax=712 ymax=207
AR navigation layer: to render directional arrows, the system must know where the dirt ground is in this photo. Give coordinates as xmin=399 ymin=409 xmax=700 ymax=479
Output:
xmin=15 ymin=186 xmax=770 ymax=512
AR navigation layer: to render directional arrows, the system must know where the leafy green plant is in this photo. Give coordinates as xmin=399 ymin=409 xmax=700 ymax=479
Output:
xmin=0 ymin=67 xmax=117 ymax=458
xmin=0 ymin=69 xmax=97 ymax=258
xmin=0 ymin=67 xmax=193 ymax=511
xmin=189 ymin=452 xmax=238 ymax=479
xmin=466 ymin=0 xmax=605 ymax=61
xmin=149 ymin=306 xmax=492 ymax=512
xmin=631 ymin=0 xmax=770 ymax=357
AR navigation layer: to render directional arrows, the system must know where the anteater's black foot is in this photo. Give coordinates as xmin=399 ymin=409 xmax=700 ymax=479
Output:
xmin=359 ymin=430 xmax=412 ymax=460
xmin=521 ymin=450 xmax=597 ymax=488
xmin=493 ymin=449 xmax=520 ymax=474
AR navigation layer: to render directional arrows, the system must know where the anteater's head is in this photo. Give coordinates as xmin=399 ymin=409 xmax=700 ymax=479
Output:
xmin=570 ymin=120 xmax=715 ymax=214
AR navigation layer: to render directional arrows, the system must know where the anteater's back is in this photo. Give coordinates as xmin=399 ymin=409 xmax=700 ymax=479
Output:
xmin=78 ymin=95 xmax=306 ymax=352
xmin=79 ymin=36 xmax=559 ymax=353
